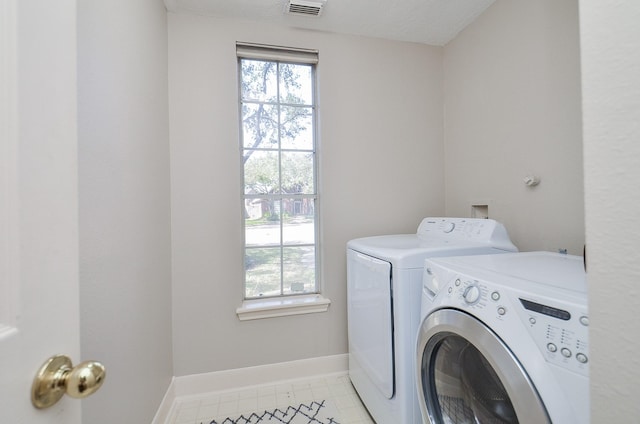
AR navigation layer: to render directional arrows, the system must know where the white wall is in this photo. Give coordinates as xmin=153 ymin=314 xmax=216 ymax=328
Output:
xmin=443 ymin=0 xmax=584 ymax=254
xmin=77 ymin=1 xmax=173 ymax=422
xmin=168 ymin=13 xmax=444 ymax=376
xmin=580 ymin=1 xmax=640 ymax=421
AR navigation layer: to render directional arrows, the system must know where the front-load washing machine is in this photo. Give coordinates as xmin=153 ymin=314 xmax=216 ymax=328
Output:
xmin=347 ymin=217 xmax=517 ymax=424
xmin=416 ymin=251 xmax=589 ymax=424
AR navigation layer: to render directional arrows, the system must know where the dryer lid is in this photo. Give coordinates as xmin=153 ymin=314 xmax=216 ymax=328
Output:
xmin=347 ymin=218 xmax=517 ymax=269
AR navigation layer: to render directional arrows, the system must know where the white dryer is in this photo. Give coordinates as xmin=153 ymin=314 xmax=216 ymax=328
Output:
xmin=416 ymin=252 xmax=589 ymax=424
xmin=347 ymin=217 xmax=517 ymax=424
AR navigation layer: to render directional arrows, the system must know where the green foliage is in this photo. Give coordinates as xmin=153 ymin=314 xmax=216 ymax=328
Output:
xmin=241 ymin=59 xmax=315 ymax=196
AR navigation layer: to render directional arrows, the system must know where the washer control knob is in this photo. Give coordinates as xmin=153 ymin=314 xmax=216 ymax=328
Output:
xmin=463 ymin=285 xmax=481 ymax=304
xmin=547 ymin=343 xmax=557 ymax=353
xmin=443 ymin=222 xmax=455 ymax=233
xmin=561 ymin=348 xmax=572 ymax=358
xmin=576 ymin=353 xmax=589 ymax=364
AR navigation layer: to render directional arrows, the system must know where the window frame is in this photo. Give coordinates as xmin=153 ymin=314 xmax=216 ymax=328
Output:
xmin=236 ymin=43 xmax=322 ymax=304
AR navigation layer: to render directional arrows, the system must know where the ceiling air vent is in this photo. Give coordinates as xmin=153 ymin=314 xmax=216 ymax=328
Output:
xmin=285 ymin=0 xmax=326 ymax=17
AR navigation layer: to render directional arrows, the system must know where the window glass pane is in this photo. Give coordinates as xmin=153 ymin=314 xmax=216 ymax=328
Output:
xmin=281 ymin=152 xmax=314 ymax=194
xmin=241 ymin=60 xmax=278 ymax=102
xmin=279 ymin=63 xmax=313 ymax=105
xmin=283 ymin=246 xmax=316 ymax=295
xmin=245 ymin=247 xmax=281 ymax=298
xmin=239 ymin=48 xmax=318 ymax=300
xmin=242 ymin=103 xmax=278 ymax=149
xmin=244 ymin=150 xmax=280 ymax=195
xmin=245 ymin=198 xmax=281 ymax=247
xmin=281 ymin=106 xmax=313 ymax=150
xmin=283 ymin=200 xmax=315 ymax=245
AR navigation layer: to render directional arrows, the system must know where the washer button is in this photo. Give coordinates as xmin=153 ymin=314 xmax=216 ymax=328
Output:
xmin=497 ymin=307 xmax=506 ymax=316
xmin=455 ymin=279 xmax=461 ymax=286
xmin=580 ymin=316 xmax=589 ymax=326
xmin=529 ymin=317 xmax=536 ymax=325
xmin=491 ymin=291 xmax=500 ymax=301
xmin=547 ymin=343 xmax=557 ymax=353
xmin=561 ymin=348 xmax=572 ymax=358
xmin=576 ymin=353 xmax=589 ymax=364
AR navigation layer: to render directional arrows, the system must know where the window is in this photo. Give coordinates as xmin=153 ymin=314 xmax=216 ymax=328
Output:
xmin=237 ymin=43 xmax=319 ymax=300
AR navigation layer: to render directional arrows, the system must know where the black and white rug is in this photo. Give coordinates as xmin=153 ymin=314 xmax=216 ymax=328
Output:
xmin=205 ymin=400 xmax=340 ymax=424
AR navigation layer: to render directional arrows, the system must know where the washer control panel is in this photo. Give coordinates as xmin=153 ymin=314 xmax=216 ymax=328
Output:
xmin=517 ymin=297 xmax=590 ymax=377
xmin=437 ymin=276 xmax=589 ymax=377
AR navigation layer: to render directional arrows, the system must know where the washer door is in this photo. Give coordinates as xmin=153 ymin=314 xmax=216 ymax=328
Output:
xmin=416 ymin=309 xmax=550 ymax=424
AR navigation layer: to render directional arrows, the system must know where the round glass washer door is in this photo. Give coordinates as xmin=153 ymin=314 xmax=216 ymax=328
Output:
xmin=416 ymin=309 xmax=550 ymax=424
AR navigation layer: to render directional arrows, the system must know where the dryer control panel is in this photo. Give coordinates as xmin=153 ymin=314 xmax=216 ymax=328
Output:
xmin=416 ymin=217 xmax=517 ymax=251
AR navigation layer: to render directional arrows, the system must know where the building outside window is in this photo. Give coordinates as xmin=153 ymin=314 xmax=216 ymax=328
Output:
xmin=237 ymin=43 xmax=319 ymax=300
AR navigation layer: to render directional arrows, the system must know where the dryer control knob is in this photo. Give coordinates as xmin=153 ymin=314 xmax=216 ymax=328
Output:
xmin=443 ymin=222 xmax=455 ymax=233
xmin=463 ymin=285 xmax=481 ymax=304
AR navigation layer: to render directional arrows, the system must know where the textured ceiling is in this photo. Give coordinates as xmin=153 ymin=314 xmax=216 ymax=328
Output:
xmin=164 ymin=0 xmax=495 ymax=46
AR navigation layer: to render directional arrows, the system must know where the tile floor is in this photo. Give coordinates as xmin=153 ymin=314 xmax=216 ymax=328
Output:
xmin=167 ymin=372 xmax=375 ymax=424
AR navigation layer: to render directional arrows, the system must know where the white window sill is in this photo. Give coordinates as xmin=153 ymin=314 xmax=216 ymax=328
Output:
xmin=236 ymin=294 xmax=331 ymax=321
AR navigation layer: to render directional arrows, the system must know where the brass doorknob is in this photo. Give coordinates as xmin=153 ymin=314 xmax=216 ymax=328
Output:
xmin=31 ymin=355 xmax=106 ymax=409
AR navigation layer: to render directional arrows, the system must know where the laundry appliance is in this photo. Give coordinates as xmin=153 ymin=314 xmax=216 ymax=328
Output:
xmin=347 ymin=217 xmax=517 ymax=424
xmin=416 ymin=251 xmax=589 ymax=424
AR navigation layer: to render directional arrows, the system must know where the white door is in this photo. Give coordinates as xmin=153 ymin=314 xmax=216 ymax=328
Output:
xmin=1 ymin=0 xmax=82 ymax=422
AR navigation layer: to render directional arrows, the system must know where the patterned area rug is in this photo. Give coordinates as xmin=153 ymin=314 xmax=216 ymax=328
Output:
xmin=205 ymin=400 xmax=340 ymax=424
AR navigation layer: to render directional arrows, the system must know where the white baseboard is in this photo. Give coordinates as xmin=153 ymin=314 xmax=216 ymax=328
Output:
xmin=151 ymin=376 xmax=176 ymax=424
xmin=152 ymin=354 xmax=349 ymax=424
